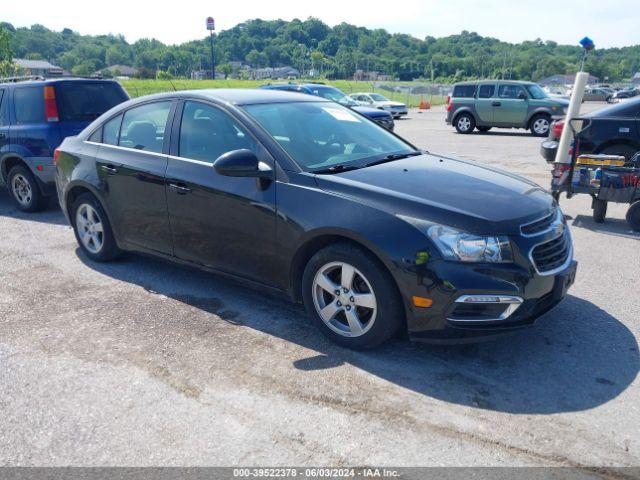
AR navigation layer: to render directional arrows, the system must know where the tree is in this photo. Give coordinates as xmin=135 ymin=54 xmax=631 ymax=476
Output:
xmin=0 ymin=27 xmax=13 ymax=77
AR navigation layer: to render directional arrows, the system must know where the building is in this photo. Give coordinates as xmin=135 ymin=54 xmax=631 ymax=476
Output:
xmin=190 ymin=70 xmax=226 ymax=80
xmin=538 ymin=73 xmax=599 ymax=87
xmin=249 ymin=66 xmax=300 ymax=81
xmin=13 ymin=59 xmax=63 ymax=77
xmin=353 ymin=70 xmax=394 ymax=82
xmin=98 ymin=65 xmax=139 ymax=79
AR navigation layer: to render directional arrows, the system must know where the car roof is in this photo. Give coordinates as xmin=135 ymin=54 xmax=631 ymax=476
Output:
xmin=454 ymin=80 xmax=537 ymax=86
xmin=0 ymin=77 xmax=120 ymax=88
xmin=120 ymin=89 xmax=327 ymax=106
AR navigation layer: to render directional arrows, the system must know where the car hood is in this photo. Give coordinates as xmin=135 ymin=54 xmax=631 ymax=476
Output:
xmin=352 ymin=106 xmax=392 ymax=118
xmin=550 ymin=98 xmax=570 ymax=107
xmin=314 ymin=154 xmax=554 ymax=235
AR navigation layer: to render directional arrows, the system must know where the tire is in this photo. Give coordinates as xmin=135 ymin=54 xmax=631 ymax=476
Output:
xmin=477 ymin=126 xmax=492 ymax=133
xmin=454 ymin=112 xmax=475 ymax=134
xmin=601 ymin=144 xmax=637 ymax=161
xmin=71 ymin=192 xmax=121 ymax=262
xmin=7 ymin=165 xmax=47 ymax=212
xmin=530 ymin=114 xmax=551 ymax=137
xmin=593 ymin=198 xmax=607 ymax=223
xmin=626 ymin=201 xmax=640 ymax=232
xmin=301 ymin=243 xmax=403 ymax=349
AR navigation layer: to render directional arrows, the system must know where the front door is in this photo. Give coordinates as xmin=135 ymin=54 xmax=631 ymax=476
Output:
xmin=165 ymin=100 xmax=278 ymax=285
xmin=95 ymin=101 xmax=174 ymax=254
xmin=494 ymin=84 xmax=529 ymax=126
xmin=475 ymin=83 xmax=496 ymax=123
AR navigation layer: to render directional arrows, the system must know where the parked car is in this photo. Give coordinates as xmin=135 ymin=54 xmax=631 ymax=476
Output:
xmin=260 ymin=83 xmax=395 ymax=131
xmin=348 ymin=92 xmax=408 ymax=118
xmin=613 ymin=87 xmax=639 ymax=100
xmin=0 ymin=77 xmax=129 ymax=212
xmin=540 ymin=97 xmax=640 ymax=163
xmin=55 ymin=89 xmax=576 ymax=348
xmin=583 ymin=87 xmax=614 ymax=103
xmin=446 ymin=81 xmax=569 ymax=136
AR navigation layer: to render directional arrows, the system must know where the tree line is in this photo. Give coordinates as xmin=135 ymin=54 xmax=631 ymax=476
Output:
xmin=1 ymin=18 xmax=639 ymax=82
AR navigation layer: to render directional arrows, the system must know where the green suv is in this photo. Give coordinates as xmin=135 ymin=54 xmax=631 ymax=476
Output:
xmin=446 ymin=81 xmax=569 ymax=136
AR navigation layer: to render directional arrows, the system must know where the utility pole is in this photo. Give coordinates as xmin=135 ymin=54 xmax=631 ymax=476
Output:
xmin=206 ymin=17 xmax=216 ymax=79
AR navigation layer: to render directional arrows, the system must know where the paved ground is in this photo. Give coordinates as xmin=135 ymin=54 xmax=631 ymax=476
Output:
xmin=1 ymin=103 xmax=639 ymax=469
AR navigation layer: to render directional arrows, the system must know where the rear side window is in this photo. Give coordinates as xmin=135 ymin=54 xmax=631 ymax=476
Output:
xmin=452 ymin=85 xmax=476 ymax=98
xmin=55 ymin=82 xmax=128 ymax=121
xmin=14 ymin=87 xmax=45 ymax=124
xmin=103 ymin=114 xmax=123 ymax=145
xmin=119 ymin=102 xmax=171 ymax=153
xmin=478 ymin=85 xmax=495 ymax=98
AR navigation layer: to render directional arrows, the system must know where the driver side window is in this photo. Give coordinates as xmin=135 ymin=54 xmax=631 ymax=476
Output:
xmin=179 ymin=101 xmax=258 ymax=163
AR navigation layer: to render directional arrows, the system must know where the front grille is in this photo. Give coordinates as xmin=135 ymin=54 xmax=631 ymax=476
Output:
xmin=521 ymin=211 xmax=555 ymax=236
xmin=531 ymin=232 xmax=571 ymax=274
xmin=449 ymin=303 xmax=510 ymax=321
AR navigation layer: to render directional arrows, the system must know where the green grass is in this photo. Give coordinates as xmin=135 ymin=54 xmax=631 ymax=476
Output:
xmin=120 ymin=78 xmax=447 ymax=108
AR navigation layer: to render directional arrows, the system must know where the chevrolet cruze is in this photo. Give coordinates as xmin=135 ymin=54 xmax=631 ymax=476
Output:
xmin=55 ymin=89 xmax=577 ymax=349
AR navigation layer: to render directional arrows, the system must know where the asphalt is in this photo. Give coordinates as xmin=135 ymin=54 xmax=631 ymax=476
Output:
xmin=0 ymin=103 xmax=638 ymax=468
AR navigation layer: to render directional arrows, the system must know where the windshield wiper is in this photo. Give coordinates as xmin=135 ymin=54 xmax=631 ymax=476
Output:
xmin=363 ymin=151 xmax=423 ymax=168
xmin=312 ymin=164 xmax=361 ymax=174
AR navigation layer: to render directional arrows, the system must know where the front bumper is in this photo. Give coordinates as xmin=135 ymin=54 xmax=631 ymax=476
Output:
xmin=373 ymin=116 xmax=395 ymax=131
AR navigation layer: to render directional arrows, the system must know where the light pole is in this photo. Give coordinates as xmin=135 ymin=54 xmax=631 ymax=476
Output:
xmin=206 ymin=17 xmax=216 ymax=79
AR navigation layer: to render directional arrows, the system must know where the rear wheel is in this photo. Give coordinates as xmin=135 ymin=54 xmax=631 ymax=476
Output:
xmin=7 ymin=165 xmax=47 ymax=213
xmin=626 ymin=201 xmax=640 ymax=231
xmin=454 ymin=113 xmax=475 ymax=134
xmin=71 ymin=193 xmax=121 ymax=262
xmin=302 ymin=243 xmax=403 ymax=349
xmin=593 ymin=198 xmax=608 ymax=223
xmin=530 ymin=114 xmax=551 ymax=137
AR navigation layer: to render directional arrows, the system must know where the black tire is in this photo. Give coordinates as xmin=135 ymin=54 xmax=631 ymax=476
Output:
xmin=626 ymin=201 xmax=640 ymax=232
xmin=301 ymin=243 xmax=403 ymax=349
xmin=7 ymin=165 xmax=47 ymax=213
xmin=600 ymin=144 xmax=637 ymax=161
xmin=477 ymin=126 xmax=492 ymax=133
xmin=593 ymin=198 xmax=608 ymax=223
xmin=454 ymin=112 xmax=476 ymax=134
xmin=529 ymin=114 xmax=551 ymax=137
xmin=71 ymin=192 xmax=122 ymax=262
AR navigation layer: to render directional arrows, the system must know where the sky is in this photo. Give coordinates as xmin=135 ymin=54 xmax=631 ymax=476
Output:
xmin=4 ymin=0 xmax=639 ymax=48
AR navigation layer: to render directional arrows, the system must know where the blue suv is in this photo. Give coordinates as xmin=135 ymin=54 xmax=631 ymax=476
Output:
xmin=0 ymin=77 xmax=128 ymax=212
xmin=260 ymin=83 xmax=395 ymax=131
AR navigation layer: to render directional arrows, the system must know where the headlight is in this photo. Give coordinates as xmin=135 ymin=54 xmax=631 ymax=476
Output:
xmin=398 ymin=216 xmax=513 ymax=263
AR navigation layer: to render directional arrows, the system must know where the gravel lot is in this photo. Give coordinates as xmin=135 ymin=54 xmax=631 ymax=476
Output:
xmin=0 ymin=103 xmax=638 ymax=469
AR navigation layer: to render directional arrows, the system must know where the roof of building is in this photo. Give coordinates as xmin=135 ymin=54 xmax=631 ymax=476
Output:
xmin=14 ymin=58 xmax=62 ymax=70
xmin=102 ymin=65 xmax=138 ymax=75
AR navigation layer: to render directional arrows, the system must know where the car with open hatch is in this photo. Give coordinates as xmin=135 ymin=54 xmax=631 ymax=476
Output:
xmin=0 ymin=77 xmax=129 ymax=212
xmin=55 ymin=89 xmax=577 ymax=348
xmin=446 ymin=80 xmax=569 ymax=136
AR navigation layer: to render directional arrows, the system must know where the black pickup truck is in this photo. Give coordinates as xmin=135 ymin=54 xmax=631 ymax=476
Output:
xmin=541 ymin=98 xmax=640 ymax=163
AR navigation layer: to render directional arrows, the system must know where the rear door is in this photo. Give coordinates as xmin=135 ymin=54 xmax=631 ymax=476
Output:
xmin=475 ymin=83 xmax=496 ymax=123
xmin=494 ymin=84 xmax=528 ymax=126
xmin=165 ymin=100 xmax=278 ymax=284
xmin=94 ymin=100 xmax=175 ymax=254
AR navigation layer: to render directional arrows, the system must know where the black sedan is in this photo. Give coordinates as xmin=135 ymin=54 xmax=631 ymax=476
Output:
xmin=541 ymin=97 xmax=640 ymax=163
xmin=55 ymin=89 xmax=576 ymax=348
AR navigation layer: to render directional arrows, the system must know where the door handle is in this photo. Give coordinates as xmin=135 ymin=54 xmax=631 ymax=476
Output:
xmin=492 ymin=102 xmax=502 ymax=107
xmin=100 ymin=165 xmax=118 ymax=175
xmin=168 ymin=182 xmax=192 ymax=195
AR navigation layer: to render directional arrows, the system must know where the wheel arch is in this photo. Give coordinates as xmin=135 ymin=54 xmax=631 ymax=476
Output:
xmin=64 ymin=182 xmax=121 ymax=245
xmin=526 ymin=109 xmax=552 ymax=128
xmin=452 ymin=107 xmax=476 ymax=124
xmin=0 ymin=154 xmax=28 ymax=183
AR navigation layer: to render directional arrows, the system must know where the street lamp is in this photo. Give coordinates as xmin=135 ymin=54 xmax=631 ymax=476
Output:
xmin=206 ymin=17 xmax=216 ymax=80
xmin=579 ymin=36 xmax=595 ymax=72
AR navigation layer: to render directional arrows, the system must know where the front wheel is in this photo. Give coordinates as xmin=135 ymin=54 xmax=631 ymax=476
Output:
xmin=7 ymin=165 xmax=47 ymax=212
xmin=302 ymin=243 xmax=403 ymax=349
xmin=530 ymin=114 xmax=551 ymax=137
xmin=454 ymin=113 xmax=475 ymax=134
xmin=71 ymin=193 xmax=122 ymax=262
xmin=593 ymin=198 xmax=607 ymax=223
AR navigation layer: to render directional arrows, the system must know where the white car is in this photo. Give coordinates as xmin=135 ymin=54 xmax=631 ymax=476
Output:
xmin=349 ymin=92 xmax=408 ymax=118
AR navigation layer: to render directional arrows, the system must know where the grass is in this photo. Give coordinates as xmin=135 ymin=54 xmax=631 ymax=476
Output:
xmin=120 ymin=78 xmax=447 ymax=108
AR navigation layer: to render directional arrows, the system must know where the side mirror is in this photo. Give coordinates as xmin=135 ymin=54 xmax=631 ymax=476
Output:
xmin=213 ymin=149 xmax=272 ymax=178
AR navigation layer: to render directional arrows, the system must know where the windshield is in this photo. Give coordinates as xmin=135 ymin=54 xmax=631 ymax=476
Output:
xmin=525 ymin=84 xmax=548 ymax=100
xmin=311 ymin=87 xmax=357 ymax=106
xmin=244 ymin=101 xmax=415 ymax=172
xmin=370 ymin=93 xmax=389 ymax=102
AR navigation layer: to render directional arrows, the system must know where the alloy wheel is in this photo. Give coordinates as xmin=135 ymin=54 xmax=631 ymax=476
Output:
xmin=76 ymin=204 xmax=105 ymax=254
xmin=533 ymin=118 xmax=550 ymax=135
xmin=11 ymin=174 xmax=33 ymax=207
xmin=312 ymin=261 xmax=377 ymax=338
xmin=457 ymin=116 xmax=471 ymax=132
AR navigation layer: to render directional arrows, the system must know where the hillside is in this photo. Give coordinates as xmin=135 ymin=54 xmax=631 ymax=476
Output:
xmin=1 ymin=18 xmax=639 ymax=82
